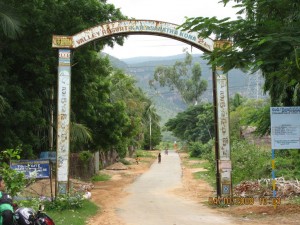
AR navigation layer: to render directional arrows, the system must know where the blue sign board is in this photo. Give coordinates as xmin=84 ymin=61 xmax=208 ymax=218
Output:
xmin=10 ymin=160 xmax=50 ymax=179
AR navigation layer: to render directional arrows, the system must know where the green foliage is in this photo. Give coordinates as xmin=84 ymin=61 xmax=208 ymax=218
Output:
xmin=231 ymin=140 xmax=270 ymax=185
xmin=229 ymin=93 xmax=246 ymax=111
xmin=45 ymin=194 xmax=84 ymax=211
xmin=142 ymin=122 xmax=162 ymax=150
xmin=0 ymin=148 xmax=28 ymax=198
xmin=0 ymin=167 xmax=27 ymax=199
xmin=70 ymin=123 xmax=93 ymax=152
xmin=0 ymin=2 xmax=22 ymax=39
xmin=290 ymin=196 xmax=300 ymax=205
xmin=17 ymin=196 xmax=99 ymax=225
xmin=0 ymin=0 xmax=129 ymax=157
xmin=135 ymin=150 xmax=155 ymax=158
xmin=197 ymin=139 xmax=273 ymax=186
xmin=119 ymin=158 xmax=131 ymax=165
xmin=150 ymin=51 xmax=207 ymax=106
xmin=79 ymin=151 xmax=93 ymax=162
xmin=274 ymin=150 xmax=300 ymax=180
xmin=229 ymin=98 xmax=271 ymax=139
xmin=46 ymin=200 xmax=98 ymax=225
xmin=16 ymin=197 xmax=43 ymax=210
xmin=91 ymin=173 xmax=111 ymax=182
xmin=193 ymin=171 xmax=216 ymax=188
xmin=165 ymin=103 xmax=214 ymax=143
xmin=181 ymin=0 xmax=300 ymax=106
xmin=188 ymin=141 xmax=213 ymax=158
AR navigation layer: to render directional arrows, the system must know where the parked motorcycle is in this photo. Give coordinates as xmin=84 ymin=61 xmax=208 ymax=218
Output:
xmin=15 ymin=205 xmax=55 ymax=225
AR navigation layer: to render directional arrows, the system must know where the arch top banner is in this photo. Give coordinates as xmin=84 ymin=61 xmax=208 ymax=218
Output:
xmin=52 ymin=20 xmax=214 ymax=53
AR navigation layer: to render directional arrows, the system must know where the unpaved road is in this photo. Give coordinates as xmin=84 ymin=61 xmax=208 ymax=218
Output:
xmin=116 ymin=150 xmax=238 ymax=225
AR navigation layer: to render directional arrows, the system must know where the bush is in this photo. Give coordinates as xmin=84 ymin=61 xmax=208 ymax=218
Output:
xmin=231 ymin=140 xmax=270 ymax=185
xmin=188 ymin=141 xmax=213 ymax=158
xmin=44 ymin=193 xmax=84 ymax=210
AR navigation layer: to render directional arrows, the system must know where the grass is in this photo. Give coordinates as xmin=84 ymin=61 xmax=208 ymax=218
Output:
xmin=189 ymin=162 xmax=203 ymax=168
xmin=193 ymin=171 xmax=216 ymax=187
xmin=135 ymin=149 xmax=156 ymax=158
xmin=91 ymin=173 xmax=111 ymax=182
xmin=186 ymin=156 xmax=216 ymax=188
xmin=46 ymin=200 xmax=98 ymax=225
xmin=290 ymin=196 xmax=300 ymax=205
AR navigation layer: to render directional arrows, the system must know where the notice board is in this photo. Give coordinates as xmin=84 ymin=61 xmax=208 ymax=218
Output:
xmin=270 ymin=107 xmax=300 ymax=149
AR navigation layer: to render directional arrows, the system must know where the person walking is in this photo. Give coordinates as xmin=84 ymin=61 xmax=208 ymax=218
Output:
xmin=0 ymin=175 xmax=15 ymax=225
xmin=158 ymin=153 xmax=161 ymax=164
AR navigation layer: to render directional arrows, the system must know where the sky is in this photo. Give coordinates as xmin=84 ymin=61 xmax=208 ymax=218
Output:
xmin=102 ymin=0 xmax=238 ymax=59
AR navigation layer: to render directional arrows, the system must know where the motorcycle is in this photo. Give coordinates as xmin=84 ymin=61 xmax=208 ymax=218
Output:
xmin=14 ymin=204 xmax=55 ymax=225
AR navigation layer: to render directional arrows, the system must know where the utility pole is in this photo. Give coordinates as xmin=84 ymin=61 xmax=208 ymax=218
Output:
xmin=149 ymin=114 xmax=152 ymax=150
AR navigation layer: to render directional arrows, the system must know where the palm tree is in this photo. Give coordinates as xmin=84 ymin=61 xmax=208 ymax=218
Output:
xmin=0 ymin=3 xmax=22 ymax=114
xmin=0 ymin=2 xmax=22 ymax=39
xmin=143 ymin=103 xmax=161 ymax=150
xmin=70 ymin=122 xmax=93 ymax=152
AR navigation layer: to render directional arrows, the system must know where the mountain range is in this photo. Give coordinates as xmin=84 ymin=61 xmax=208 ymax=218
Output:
xmin=105 ymin=53 xmax=266 ymax=140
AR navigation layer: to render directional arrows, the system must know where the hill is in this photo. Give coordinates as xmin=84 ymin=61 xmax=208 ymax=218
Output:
xmin=105 ymin=53 xmax=266 ymax=141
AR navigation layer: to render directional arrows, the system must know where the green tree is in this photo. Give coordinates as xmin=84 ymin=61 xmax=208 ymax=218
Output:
xmin=180 ymin=0 xmax=300 ymax=107
xmin=230 ymin=98 xmax=270 ymax=139
xmin=150 ymin=51 xmax=207 ymax=106
xmin=142 ymin=104 xmax=162 ymax=150
xmin=229 ymin=93 xmax=246 ymax=111
xmin=0 ymin=2 xmax=22 ymax=39
xmin=0 ymin=0 xmax=127 ymax=157
xmin=106 ymin=68 xmax=159 ymax=152
xmin=165 ymin=103 xmax=214 ymax=143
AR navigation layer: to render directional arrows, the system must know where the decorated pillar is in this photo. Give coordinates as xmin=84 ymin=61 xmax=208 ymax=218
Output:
xmin=56 ymin=49 xmax=72 ymax=195
xmin=214 ymin=40 xmax=232 ymax=196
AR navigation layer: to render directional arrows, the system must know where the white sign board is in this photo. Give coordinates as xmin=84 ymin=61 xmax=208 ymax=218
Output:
xmin=271 ymin=107 xmax=300 ymax=149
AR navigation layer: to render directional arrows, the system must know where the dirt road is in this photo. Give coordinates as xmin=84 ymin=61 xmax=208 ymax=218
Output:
xmin=116 ymin=150 xmax=237 ymax=225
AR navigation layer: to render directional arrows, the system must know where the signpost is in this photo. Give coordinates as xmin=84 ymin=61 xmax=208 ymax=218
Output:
xmin=270 ymin=107 xmax=300 ymax=149
xmin=270 ymin=107 xmax=300 ymax=197
xmin=10 ymin=160 xmax=51 ymax=179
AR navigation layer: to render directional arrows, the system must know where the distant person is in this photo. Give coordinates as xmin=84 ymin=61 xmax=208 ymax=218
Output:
xmin=164 ymin=148 xmax=168 ymax=155
xmin=0 ymin=175 xmax=15 ymax=225
xmin=158 ymin=153 xmax=161 ymax=164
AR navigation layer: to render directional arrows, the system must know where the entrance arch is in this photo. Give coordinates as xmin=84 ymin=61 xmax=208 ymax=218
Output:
xmin=52 ymin=19 xmax=213 ymax=52
xmin=52 ymin=19 xmax=230 ymax=197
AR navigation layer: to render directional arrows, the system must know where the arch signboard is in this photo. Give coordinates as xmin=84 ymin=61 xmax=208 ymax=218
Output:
xmin=52 ymin=20 xmax=213 ymax=52
xmin=52 ymin=20 xmax=230 ymax=197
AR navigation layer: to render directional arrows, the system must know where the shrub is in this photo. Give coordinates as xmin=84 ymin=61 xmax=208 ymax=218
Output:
xmin=44 ymin=193 xmax=84 ymax=210
xmin=231 ymin=140 xmax=270 ymax=185
xmin=188 ymin=141 xmax=213 ymax=158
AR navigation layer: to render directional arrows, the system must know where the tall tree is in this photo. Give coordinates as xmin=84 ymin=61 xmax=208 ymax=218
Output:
xmin=0 ymin=0 xmax=127 ymax=157
xmin=142 ymin=103 xmax=162 ymax=150
xmin=180 ymin=0 xmax=300 ymax=106
xmin=149 ymin=51 xmax=208 ymax=106
xmin=165 ymin=103 xmax=214 ymax=143
xmin=0 ymin=2 xmax=22 ymax=39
